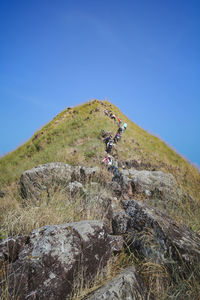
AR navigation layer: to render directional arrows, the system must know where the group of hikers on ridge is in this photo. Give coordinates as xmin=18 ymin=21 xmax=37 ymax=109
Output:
xmin=101 ymin=109 xmax=127 ymax=178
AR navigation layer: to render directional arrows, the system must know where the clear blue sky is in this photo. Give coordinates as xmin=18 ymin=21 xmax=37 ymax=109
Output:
xmin=0 ymin=0 xmax=200 ymax=167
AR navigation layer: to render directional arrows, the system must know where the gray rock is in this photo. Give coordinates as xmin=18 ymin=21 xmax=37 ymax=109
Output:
xmin=108 ymin=235 xmax=124 ymax=253
xmin=1 ymin=220 xmax=114 ymax=300
xmin=112 ymin=210 xmax=130 ymax=235
xmin=0 ymin=236 xmax=28 ymax=264
xmin=20 ymin=163 xmax=100 ymax=202
xmin=122 ymin=199 xmax=200 ymax=266
xmin=84 ymin=266 xmax=151 ymax=300
xmin=128 ymin=170 xmax=178 ymax=201
xmin=118 ymin=169 xmax=185 ymax=207
xmin=67 ymin=181 xmax=86 ymax=197
xmin=20 ymin=162 xmax=73 ymax=202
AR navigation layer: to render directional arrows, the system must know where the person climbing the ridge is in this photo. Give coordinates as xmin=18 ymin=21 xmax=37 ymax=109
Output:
xmin=106 ymin=139 xmax=114 ymax=154
xmin=103 ymin=134 xmax=112 ymax=145
xmin=122 ymin=122 xmax=127 ymax=131
xmin=118 ymin=117 xmax=122 ymax=127
xmin=110 ymin=113 xmax=116 ymax=121
xmin=102 ymin=155 xmax=112 ymax=167
xmin=117 ymin=126 xmax=123 ymax=135
xmin=110 ymin=159 xmax=119 ymax=176
xmin=114 ymin=132 xmax=121 ymax=143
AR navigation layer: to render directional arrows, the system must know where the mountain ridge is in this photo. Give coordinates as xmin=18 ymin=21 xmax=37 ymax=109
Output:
xmin=0 ymin=99 xmax=199 ymax=198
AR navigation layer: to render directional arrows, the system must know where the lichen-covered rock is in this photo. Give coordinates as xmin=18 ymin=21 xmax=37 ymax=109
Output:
xmin=122 ymin=170 xmax=180 ymax=202
xmin=122 ymin=199 xmax=200 ymax=266
xmin=112 ymin=210 xmax=130 ymax=235
xmin=0 ymin=236 xmax=28 ymax=265
xmin=20 ymin=162 xmax=73 ymax=201
xmin=67 ymin=181 xmax=86 ymax=197
xmin=1 ymin=220 xmax=114 ymax=300
xmin=84 ymin=266 xmax=152 ymax=300
xmin=71 ymin=166 xmax=99 ymax=183
xmin=109 ymin=235 xmax=124 ymax=253
xmin=20 ymin=163 xmax=100 ymax=202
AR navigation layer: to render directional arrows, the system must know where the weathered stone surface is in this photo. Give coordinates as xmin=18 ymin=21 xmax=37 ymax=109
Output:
xmin=20 ymin=162 xmax=73 ymax=201
xmin=20 ymin=163 xmax=100 ymax=202
xmin=1 ymin=220 xmax=114 ymax=300
xmin=67 ymin=181 xmax=86 ymax=197
xmin=121 ymin=170 xmax=179 ymax=202
xmin=122 ymin=199 xmax=200 ymax=266
xmin=112 ymin=210 xmax=130 ymax=235
xmin=71 ymin=166 xmax=99 ymax=183
xmin=109 ymin=235 xmax=124 ymax=253
xmin=0 ymin=236 xmax=28 ymax=265
xmin=84 ymin=266 xmax=152 ymax=300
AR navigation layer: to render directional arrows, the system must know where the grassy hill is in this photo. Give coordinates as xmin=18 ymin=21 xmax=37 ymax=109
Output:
xmin=1 ymin=99 xmax=200 ymax=299
xmin=0 ymin=99 xmax=200 ymax=233
xmin=1 ymin=100 xmax=199 ymax=193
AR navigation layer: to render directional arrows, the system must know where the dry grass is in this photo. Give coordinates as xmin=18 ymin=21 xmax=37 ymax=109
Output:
xmin=0 ymin=179 xmax=112 ymax=237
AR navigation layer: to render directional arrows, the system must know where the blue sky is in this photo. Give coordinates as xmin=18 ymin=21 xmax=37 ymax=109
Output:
xmin=0 ymin=0 xmax=200 ymax=167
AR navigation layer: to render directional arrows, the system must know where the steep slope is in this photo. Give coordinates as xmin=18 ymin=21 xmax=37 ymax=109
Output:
xmin=1 ymin=100 xmax=199 ymax=199
xmin=1 ymin=99 xmax=200 ymax=299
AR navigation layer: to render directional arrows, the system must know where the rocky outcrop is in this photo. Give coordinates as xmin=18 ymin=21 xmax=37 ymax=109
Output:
xmin=112 ymin=210 xmax=130 ymax=235
xmin=85 ymin=266 xmax=152 ymax=300
xmin=1 ymin=220 xmax=119 ymax=300
xmin=121 ymin=199 xmax=200 ymax=266
xmin=20 ymin=163 xmax=100 ymax=202
xmin=119 ymin=170 xmax=180 ymax=200
xmin=0 ymin=235 xmax=28 ymax=265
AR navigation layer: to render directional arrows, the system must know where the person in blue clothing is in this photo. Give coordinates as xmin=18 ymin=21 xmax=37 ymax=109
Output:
xmin=122 ymin=122 xmax=127 ymax=131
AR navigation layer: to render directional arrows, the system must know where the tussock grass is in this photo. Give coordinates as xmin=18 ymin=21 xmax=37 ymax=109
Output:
xmin=0 ymin=179 xmax=112 ymax=237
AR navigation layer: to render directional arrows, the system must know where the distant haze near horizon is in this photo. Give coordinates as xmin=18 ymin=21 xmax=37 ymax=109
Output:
xmin=0 ymin=0 xmax=199 ymax=167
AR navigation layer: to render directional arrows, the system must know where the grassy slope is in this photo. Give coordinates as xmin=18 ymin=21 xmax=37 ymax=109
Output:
xmin=1 ymin=99 xmax=200 ymax=299
xmin=0 ymin=99 xmax=200 ymax=229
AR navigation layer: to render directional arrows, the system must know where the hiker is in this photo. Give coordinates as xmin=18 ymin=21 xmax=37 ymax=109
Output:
xmin=102 ymin=155 xmax=112 ymax=166
xmin=114 ymin=132 xmax=121 ymax=143
xmin=118 ymin=118 xmax=122 ymax=127
xmin=122 ymin=122 xmax=127 ymax=131
xmin=106 ymin=140 xmax=114 ymax=154
xmin=110 ymin=159 xmax=119 ymax=175
xmin=103 ymin=134 xmax=112 ymax=144
xmin=110 ymin=113 xmax=116 ymax=121
xmin=117 ymin=127 xmax=123 ymax=134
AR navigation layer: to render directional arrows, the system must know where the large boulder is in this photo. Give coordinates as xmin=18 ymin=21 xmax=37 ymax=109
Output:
xmin=85 ymin=266 xmax=152 ymax=300
xmin=122 ymin=199 xmax=200 ymax=266
xmin=20 ymin=163 xmax=100 ymax=202
xmin=120 ymin=170 xmax=179 ymax=200
xmin=1 ymin=220 xmax=117 ymax=300
xmin=20 ymin=162 xmax=73 ymax=201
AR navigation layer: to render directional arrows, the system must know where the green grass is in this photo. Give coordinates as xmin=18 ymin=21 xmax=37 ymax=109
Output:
xmin=0 ymin=100 xmax=199 ymax=223
xmin=0 ymin=99 xmax=200 ymax=299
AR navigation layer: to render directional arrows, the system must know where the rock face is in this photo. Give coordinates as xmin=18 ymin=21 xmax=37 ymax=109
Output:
xmin=122 ymin=199 xmax=200 ymax=266
xmin=119 ymin=169 xmax=180 ymax=201
xmin=0 ymin=236 xmax=28 ymax=265
xmin=85 ymin=266 xmax=151 ymax=300
xmin=1 ymin=220 xmax=115 ymax=300
xmin=20 ymin=163 xmax=99 ymax=202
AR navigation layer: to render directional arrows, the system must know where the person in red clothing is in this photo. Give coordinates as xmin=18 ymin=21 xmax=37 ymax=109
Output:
xmin=118 ymin=118 xmax=122 ymax=127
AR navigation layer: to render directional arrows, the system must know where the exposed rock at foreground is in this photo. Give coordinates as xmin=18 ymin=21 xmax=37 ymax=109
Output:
xmin=0 ymin=220 xmax=120 ymax=300
xmin=20 ymin=162 xmax=99 ymax=202
xmin=121 ymin=199 xmax=200 ymax=266
xmin=85 ymin=266 xmax=152 ymax=300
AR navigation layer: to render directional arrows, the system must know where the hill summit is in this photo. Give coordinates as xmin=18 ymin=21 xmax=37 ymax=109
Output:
xmin=1 ymin=99 xmax=200 ymax=299
xmin=0 ymin=99 xmax=199 ymax=199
